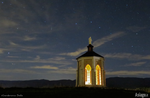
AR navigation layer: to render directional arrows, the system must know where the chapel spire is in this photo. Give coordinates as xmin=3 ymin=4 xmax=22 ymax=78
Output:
xmin=87 ymin=37 xmax=93 ymax=52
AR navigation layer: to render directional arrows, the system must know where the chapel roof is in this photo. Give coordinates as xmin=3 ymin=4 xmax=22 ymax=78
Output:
xmin=76 ymin=44 xmax=104 ymax=59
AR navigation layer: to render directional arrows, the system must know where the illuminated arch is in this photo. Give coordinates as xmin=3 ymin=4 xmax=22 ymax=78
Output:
xmin=85 ymin=64 xmax=91 ymax=85
xmin=96 ymin=65 xmax=101 ymax=85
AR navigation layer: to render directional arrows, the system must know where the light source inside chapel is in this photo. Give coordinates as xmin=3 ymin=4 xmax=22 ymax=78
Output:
xmin=85 ymin=64 xmax=91 ymax=85
xmin=96 ymin=65 xmax=101 ymax=85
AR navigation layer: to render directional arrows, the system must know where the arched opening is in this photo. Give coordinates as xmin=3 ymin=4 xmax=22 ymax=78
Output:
xmin=96 ymin=65 xmax=101 ymax=85
xmin=85 ymin=64 xmax=91 ymax=85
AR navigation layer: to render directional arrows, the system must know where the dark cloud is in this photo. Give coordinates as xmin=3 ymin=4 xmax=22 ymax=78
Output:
xmin=126 ymin=26 xmax=147 ymax=32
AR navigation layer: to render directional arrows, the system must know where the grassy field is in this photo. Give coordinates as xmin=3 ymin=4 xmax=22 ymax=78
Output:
xmin=0 ymin=87 xmax=149 ymax=98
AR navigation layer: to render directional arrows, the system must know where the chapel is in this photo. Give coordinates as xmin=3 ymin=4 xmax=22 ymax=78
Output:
xmin=76 ymin=37 xmax=106 ymax=87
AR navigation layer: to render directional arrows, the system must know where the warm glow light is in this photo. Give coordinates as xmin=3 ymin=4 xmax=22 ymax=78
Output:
xmin=96 ymin=65 xmax=101 ymax=85
xmin=85 ymin=64 xmax=91 ymax=85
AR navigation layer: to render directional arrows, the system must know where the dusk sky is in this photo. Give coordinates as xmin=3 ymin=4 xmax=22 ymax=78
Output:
xmin=0 ymin=0 xmax=150 ymax=80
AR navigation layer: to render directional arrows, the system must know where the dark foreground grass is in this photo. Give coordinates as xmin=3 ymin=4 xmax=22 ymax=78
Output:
xmin=0 ymin=87 xmax=149 ymax=98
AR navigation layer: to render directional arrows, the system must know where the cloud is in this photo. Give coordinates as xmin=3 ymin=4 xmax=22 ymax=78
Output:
xmin=21 ymin=45 xmax=46 ymax=51
xmin=23 ymin=36 xmax=36 ymax=41
xmin=124 ymin=62 xmax=146 ymax=66
xmin=7 ymin=56 xmax=19 ymax=58
xmin=59 ymin=47 xmax=87 ymax=56
xmin=48 ymin=57 xmax=66 ymax=61
xmin=0 ymin=48 xmax=12 ymax=54
xmin=38 ymin=52 xmax=53 ymax=54
xmin=30 ymin=65 xmax=58 ymax=69
xmin=0 ymin=49 xmax=4 ymax=54
xmin=93 ymin=32 xmax=125 ymax=48
xmin=0 ymin=68 xmax=38 ymax=74
xmin=106 ymin=70 xmax=150 ymax=75
xmin=34 ymin=56 xmax=65 ymax=61
xmin=103 ymin=53 xmax=150 ymax=60
xmin=1 ymin=56 xmax=72 ymax=65
xmin=0 ymin=0 xmax=88 ymax=35
xmin=60 ymin=32 xmax=125 ymax=56
xmin=9 ymin=41 xmax=19 ymax=46
xmin=0 ymin=20 xmax=18 ymax=27
xmin=72 ymin=59 xmax=76 ymax=61
xmin=34 ymin=55 xmax=40 ymax=60
xmin=48 ymin=67 xmax=76 ymax=74
xmin=126 ymin=26 xmax=147 ymax=32
xmin=8 ymin=41 xmax=46 ymax=52
xmin=0 ymin=49 xmax=5 ymax=54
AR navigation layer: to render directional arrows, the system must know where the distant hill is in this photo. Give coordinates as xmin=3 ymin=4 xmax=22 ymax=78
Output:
xmin=0 ymin=77 xmax=150 ymax=88
xmin=0 ymin=79 xmax=76 ymax=88
xmin=106 ymin=77 xmax=150 ymax=88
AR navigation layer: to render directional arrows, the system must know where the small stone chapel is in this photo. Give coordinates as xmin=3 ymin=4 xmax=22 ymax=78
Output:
xmin=76 ymin=37 xmax=106 ymax=87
